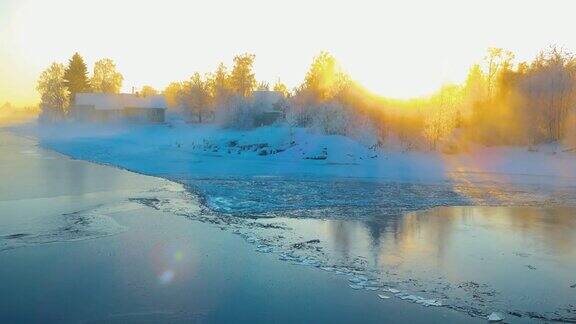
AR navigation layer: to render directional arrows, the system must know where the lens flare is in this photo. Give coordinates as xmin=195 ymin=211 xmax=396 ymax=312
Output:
xmin=158 ymin=270 xmax=175 ymax=285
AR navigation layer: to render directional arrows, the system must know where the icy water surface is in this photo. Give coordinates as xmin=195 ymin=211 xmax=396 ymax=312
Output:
xmin=248 ymin=207 xmax=576 ymax=321
xmin=15 ymin=127 xmax=576 ymax=322
xmin=0 ymin=131 xmax=181 ymax=251
xmin=186 ymin=176 xmax=576 ymax=218
xmin=2 ymin=131 xmax=485 ymax=323
xmin=178 ymin=178 xmax=576 ymax=321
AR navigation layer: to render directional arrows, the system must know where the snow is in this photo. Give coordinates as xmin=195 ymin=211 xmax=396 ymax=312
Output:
xmin=487 ymin=312 xmax=504 ymax=322
xmin=17 ymin=121 xmax=576 ymax=191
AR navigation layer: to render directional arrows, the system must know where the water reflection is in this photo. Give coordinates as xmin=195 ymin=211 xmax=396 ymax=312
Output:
xmin=284 ymin=206 xmax=576 ymax=319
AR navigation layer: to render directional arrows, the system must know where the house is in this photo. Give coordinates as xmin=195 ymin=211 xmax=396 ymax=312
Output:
xmin=71 ymin=93 xmax=167 ymax=123
xmin=251 ymin=90 xmax=285 ymax=126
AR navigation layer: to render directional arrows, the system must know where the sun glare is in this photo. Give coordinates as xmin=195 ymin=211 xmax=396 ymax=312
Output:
xmin=1 ymin=0 xmax=576 ymax=105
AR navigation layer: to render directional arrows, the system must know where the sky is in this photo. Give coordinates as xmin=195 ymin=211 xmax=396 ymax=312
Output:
xmin=1 ymin=0 xmax=576 ymax=106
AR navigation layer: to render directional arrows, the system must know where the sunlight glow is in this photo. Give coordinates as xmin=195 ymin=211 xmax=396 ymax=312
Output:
xmin=1 ymin=0 xmax=576 ymax=105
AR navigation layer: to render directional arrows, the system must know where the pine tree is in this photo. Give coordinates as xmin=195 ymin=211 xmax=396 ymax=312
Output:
xmin=63 ymin=53 xmax=91 ymax=103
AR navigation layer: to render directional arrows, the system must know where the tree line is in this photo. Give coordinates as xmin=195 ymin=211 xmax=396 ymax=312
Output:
xmin=37 ymin=53 xmax=123 ymax=121
xmin=37 ymin=47 xmax=576 ymax=150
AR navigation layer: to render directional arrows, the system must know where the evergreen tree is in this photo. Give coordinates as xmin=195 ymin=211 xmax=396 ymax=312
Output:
xmin=63 ymin=53 xmax=91 ymax=103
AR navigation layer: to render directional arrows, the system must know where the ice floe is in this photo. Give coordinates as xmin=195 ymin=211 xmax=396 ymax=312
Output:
xmin=487 ymin=312 xmax=504 ymax=322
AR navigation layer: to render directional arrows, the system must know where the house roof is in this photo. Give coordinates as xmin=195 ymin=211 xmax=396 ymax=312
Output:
xmin=75 ymin=93 xmax=167 ymax=110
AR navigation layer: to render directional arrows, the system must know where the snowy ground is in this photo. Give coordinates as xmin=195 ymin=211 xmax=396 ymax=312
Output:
xmin=12 ymin=121 xmax=576 ymax=322
xmin=16 ymin=121 xmax=576 ymax=184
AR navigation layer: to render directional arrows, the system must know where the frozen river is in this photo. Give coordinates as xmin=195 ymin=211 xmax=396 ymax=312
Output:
xmin=0 ymin=131 xmax=479 ymax=323
xmin=4 ymin=126 xmax=576 ymax=322
xmin=183 ymin=176 xmax=576 ymax=321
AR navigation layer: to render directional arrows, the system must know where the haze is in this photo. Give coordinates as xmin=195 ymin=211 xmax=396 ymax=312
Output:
xmin=1 ymin=0 xmax=575 ymax=106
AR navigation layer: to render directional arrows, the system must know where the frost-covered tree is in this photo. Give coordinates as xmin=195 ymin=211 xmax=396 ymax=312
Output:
xmin=181 ymin=72 xmax=211 ymax=123
xmin=63 ymin=52 xmax=91 ymax=102
xmin=37 ymin=62 xmax=70 ymax=121
xmin=163 ymin=82 xmax=184 ymax=109
xmin=300 ymin=51 xmax=350 ymax=102
xmin=423 ymin=85 xmax=463 ymax=150
xmin=484 ymin=47 xmax=514 ymax=98
xmin=91 ymin=58 xmax=123 ymax=93
xmin=207 ymin=62 xmax=232 ymax=107
xmin=215 ymin=96 xmax=256 ymax=129
xmin=517 ymin=46 xmax=576 ymax=142
xmin=230 ymin=53 xmax=256 ymax=97
xmin=139 ymin=85 xmax=158 ymax=97
xmin=273 ymin=79 xmax=290 ymax=97
xmin=312 ymin=102 xmax=350 ymax=135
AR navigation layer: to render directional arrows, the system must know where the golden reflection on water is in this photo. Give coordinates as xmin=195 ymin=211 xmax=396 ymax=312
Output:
xmin=441 ymin=150 xmax=576 ymax=205
xmin=320 ymin=206 xmax=576 ymax=269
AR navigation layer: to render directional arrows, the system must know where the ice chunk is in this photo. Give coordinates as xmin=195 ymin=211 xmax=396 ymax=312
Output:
xmin=349 ymin=276 xmax=367 ymax=284
xmin=299 ymin=257 xmax=320 ymax=266
xmin=416 ymin=299 xmax=442 ymax=307
xmin=404 ymin=295 xmax=424 ymax=302
xmin=488 ymin=312 xmax=504 ymax=322
xmin=349 ymin=284 xmax=364 ymax=290
xmin=377 ymin=294 xmax=390 ymax=299
xmin=256 ymin=246 xmax=273 ymax=253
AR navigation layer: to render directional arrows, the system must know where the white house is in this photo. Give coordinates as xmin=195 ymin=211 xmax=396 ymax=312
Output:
xmin=71 ymin=93 xmax=167 ymax=123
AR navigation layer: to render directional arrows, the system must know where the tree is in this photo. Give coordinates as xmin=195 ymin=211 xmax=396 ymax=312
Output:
xmin=517 ymin=46 xmax=576 ymax=142
xmin=301 ymin=51 xmax=350 ymax=102
xmin=273 ymin=79 xmax=289 ymax=97
xmin=230 ymin=53 xmax=256 ymax=97
xmin=257 ymin=81 xmax=269 ymax=91
xmin=181 ymin=72 xmax=211 ymax=123
xmin=91 ymin=58 xmax=123 ymax=93
xmin=140 ymin=85 xmax=158 ymax=97
xmin=37 ymin=62 xmax=69 ymax=121
xmin=63 ymin=53 xmax=91 ymax=103
xmin=163 ymin=82 xmax=184 ymax=108
xmin=484 ymin=48 xmax=514 ymax=98
xmin=207 ymin=62 xmax=232 ymax=107
xmin=423 ymin=84 xmax=463 ymax=149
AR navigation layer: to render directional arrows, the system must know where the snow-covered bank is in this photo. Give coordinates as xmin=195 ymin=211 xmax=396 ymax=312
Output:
xmin=15 ymin=121 xmax=576 ymax=187
xmin=13 ymin=121 xmax=576 ymax=217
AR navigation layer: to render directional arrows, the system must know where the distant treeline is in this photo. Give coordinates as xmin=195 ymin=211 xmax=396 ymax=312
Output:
xmin=37 ymin=47 xmax=576 ymax=151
